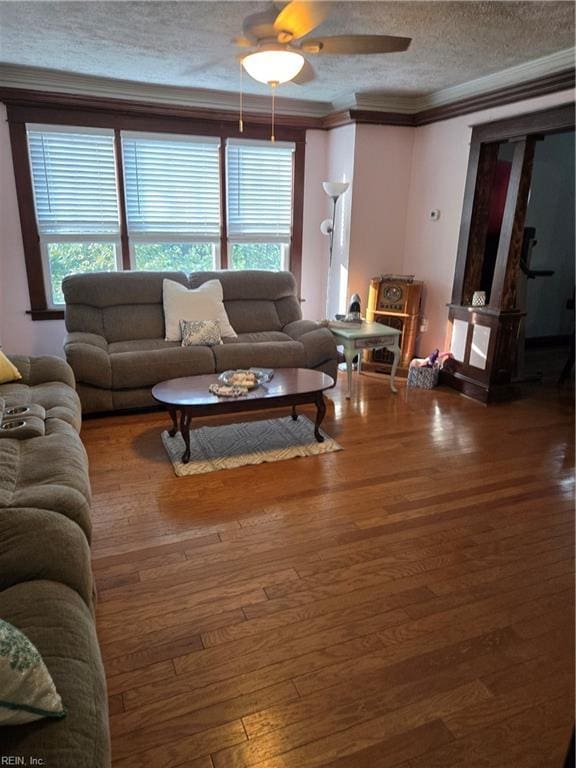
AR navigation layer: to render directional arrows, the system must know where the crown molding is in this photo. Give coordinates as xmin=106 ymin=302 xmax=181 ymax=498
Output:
xmin=0 ymin=64 xmax=331 ymax=119
xmin=349 ymin=47 xmax=575 ymax=113
xmin=0 ymin=46 xmax=574 ymax=131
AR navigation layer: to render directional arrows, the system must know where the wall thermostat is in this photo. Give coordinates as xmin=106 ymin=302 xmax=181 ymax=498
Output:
xmin=429 ymin=209 xmax=441 ymax=221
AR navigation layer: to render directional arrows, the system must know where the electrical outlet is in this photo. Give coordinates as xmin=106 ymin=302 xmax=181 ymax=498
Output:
xmin=420 ymin=318 xmax=429 ymax=332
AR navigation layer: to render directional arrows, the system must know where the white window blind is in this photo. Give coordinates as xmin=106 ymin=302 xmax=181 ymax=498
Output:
xmin=27 ymin=126 xmax=120 ymax=235
xmin=121 ymin=132 xmax=221 ymax=238
xmin=226 ymin=139 xmax=294 ymax=241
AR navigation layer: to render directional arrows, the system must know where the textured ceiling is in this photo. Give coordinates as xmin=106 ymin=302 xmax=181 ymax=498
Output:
xmin=0 ymin=1 xmax=574 ymax=104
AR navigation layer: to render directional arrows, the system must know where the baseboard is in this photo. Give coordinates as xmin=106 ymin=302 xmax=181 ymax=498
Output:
xmin=439 ymin=370 xmax=519 ymax=404
xmin=525 ymin=334 xmax=571 ymax=349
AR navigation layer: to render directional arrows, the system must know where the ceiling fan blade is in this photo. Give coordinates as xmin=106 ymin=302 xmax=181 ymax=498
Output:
xmin=274 ymin=1 xmax=328 ymax=41
xmin=233 ymin=35 xmax=253 ymax=49
xmin=242 ymin=4 xmax=279 ymax=42
xmin=300 ymin=35 xmax=412 ymax=55
xmin=291 ymin=59 xmax=316 ymax=84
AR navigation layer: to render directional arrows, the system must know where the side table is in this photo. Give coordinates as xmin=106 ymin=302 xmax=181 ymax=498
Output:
xmin=328 ymin=321 xmax=401 ymax=399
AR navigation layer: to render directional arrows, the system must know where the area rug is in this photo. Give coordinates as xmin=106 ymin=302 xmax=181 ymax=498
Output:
xmin=161 ymin=415 xmax=342 ymax=477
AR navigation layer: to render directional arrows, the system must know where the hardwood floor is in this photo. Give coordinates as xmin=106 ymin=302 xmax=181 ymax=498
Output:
xmin=83 ymin=373 xmax=575 ymax=768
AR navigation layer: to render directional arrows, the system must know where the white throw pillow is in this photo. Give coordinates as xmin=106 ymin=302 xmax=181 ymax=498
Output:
xmin=163 ymin=279 xmax=237 ymax=342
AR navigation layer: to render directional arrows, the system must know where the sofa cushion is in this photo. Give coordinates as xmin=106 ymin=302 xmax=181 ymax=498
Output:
xmin=110 ymin=343 xmax=215 ymax=389
xmin=227 ymin=331 xmax=294 ymax=344
xmin=213 ymin=340 xmax=306 ymax=371
xmin=0 ymin=429 xmax=91 ymax=540
xmin=0 ymin=381 xmax=81 ymax=433
xmin=0 ymin=581 xmax=110 ymax=768
xmin=64 ymin=271 xmax=189 ymax=343
xmin=0 ymin=507 xmax=93 ymax=608
xmin=224 ymin=299 xmax=283 ymax=334
xmin=189 ymin=270 xmax=302 ymax=334
xmin=102 ymin=303 xmax=166 ymax=344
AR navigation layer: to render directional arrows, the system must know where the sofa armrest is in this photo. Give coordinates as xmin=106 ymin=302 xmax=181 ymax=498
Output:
xmin=65 ymin=332 xmax=109 ymax=351
xmin=282 ymin=321 xmax=338 ymax=372
xmin=7 ymin=354 xmax=76 ymax=389
xmin=64 ymin=333 xmax=112 ymax=389
xmin=282 ymin=319 xmax=324 ymax=341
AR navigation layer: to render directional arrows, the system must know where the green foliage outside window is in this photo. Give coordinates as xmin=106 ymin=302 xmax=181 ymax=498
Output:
xmin=134 ymin=243 xmax=214 ymax=272
xmin=230 ymin=243 xmax=283 ymax=271
xmin=47 ymin=241 xmax=285 ymax=305
xmin=47 ymin=242 xmax=116 ymax=305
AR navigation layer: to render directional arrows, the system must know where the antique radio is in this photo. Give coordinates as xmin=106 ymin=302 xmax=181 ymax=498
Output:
xmin=364 ymin=277 xmax=423 ymax=374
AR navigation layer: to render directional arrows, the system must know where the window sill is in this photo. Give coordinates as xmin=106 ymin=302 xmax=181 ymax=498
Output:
xmin=26 ymin=309 xmax=65 ymax=321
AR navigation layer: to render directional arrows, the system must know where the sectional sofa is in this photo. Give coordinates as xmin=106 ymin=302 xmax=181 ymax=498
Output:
xmin=0 ymin=355 xmax=110 ymax=767
xmin=63 ymin=270 xmax=338 ymax=413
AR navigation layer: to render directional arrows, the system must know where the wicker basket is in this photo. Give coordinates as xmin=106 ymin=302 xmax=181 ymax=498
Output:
xmin=407 ymin=364 xmax=440 ymax=389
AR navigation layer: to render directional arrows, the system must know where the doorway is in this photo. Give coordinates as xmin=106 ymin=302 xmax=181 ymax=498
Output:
xmin=518 ymin=130 xmax=575 ymax=390
xmin=445 ymin=103 xmax=575 ymax=403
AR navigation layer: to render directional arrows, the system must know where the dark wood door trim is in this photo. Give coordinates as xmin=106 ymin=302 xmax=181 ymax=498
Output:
xmin=290 ymin=140 xmax=305 ymax=295
xmin=489 ymin=136 xmax=536 ymax=309
xmin=114 ymin=128 xmax=131 ymax=270
xmin=453 ymin=141 xmax=500 ymax=306
xmin=8 ymin=121 xmax=46 ymax=311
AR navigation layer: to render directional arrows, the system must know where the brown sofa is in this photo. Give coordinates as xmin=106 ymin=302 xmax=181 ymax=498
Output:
xmin=63 ymin=270 xmax=338 ymax=413
xmin=0 ymin=355 xmax=110 ymax=767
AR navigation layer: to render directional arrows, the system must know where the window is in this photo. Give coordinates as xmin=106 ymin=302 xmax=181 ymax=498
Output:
xmin=27 ymin=125 xmax=121 ymax=306
xmin=226 ymin=139 xmax=294 ymax=271
xmin=18 ymin=109 xmax=303 ymax=318
xmin=121 ymin=132 xmax=221 ymax=271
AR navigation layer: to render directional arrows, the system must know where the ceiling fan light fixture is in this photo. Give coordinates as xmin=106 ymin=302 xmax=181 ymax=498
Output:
xmin=242 ymin=49 xmax=305 ymax=85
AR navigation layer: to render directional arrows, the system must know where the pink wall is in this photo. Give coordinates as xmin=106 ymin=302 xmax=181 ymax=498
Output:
xmin=347 ymin=123 xmax=414 ymax=312
xmin=325 ymin=124 xmax=356 ymax=318
xmin=300 ymin=129 xmax=328 ymax=321
xmin=403 ymin=88 xmax=575 ymax=355
xmin=0 ymin=104 xmax=67 ymax=356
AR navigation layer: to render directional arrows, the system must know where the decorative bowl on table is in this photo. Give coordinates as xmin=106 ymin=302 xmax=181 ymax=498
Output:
xmin=210 ymin=368 xmax=274 ymax=398
xmin=218 ymin=370 xmax=260 ymax=389
xmin=218 ymin=368 xmax=274 ymax=387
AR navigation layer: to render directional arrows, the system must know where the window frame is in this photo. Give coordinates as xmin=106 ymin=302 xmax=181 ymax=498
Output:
xmin=41 ymin=235 xmax=123 ymax=308
xmin=6 ymin=96 xmax=306 ymax=320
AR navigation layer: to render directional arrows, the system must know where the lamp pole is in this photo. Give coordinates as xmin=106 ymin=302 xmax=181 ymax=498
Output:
xmin=327 ymin=195 xmax=338 ymax=267
xmin=321 ymin=181 xmax=350 ymax=320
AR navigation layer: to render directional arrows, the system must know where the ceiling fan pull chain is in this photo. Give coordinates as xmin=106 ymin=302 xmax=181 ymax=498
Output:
xmin=239 ymin=60 xmax=244 ymax=133
xmin=271 ymin=83 xmax=276 ymax=143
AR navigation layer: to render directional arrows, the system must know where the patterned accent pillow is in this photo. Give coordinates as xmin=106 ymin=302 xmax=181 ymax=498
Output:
xmin=180 ymin=319 xmax=223 ymax=347
xmin=0 ymin=619 xmax=66 ymax=725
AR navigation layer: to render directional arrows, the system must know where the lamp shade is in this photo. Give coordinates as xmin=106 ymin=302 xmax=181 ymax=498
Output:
xmin=242 ymin=49 xmax=305 ymax=85
xmin=322 ymin=181 xmax=350 ymax=198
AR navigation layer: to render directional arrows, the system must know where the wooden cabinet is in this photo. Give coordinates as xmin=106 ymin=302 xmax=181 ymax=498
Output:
xmin=363 ymin=278 xmax=423 ymax=375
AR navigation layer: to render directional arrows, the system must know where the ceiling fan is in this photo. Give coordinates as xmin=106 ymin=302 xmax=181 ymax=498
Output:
xmin=235 ymin=0 xmax=412 ymax=86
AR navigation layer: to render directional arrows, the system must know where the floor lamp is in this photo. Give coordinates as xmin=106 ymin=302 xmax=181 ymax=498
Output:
xmin=321 ymin=181 xmax=350 ymax=319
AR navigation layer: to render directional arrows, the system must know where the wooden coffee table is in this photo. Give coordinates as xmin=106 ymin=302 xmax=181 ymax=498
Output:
xmin=152 ymin=368 xmax=335 ymax=464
